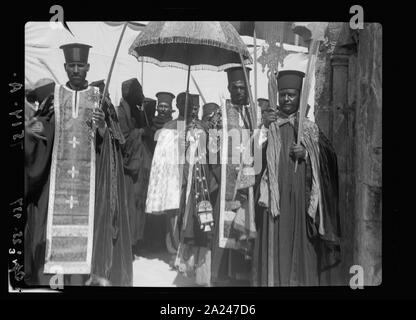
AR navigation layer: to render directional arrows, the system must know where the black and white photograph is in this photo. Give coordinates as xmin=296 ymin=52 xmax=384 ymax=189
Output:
xmin=5 ymin=5 xmax=393 ymax=304
xmin=19 ymin=19 xmax=382 ymax=289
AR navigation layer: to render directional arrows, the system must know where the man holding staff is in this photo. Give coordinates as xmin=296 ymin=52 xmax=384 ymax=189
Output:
xmin=25 ymin=43 xmax=132 ymax=286
xmin=253 ymin=69 xmax=341 ymax=286
xmin=211 ymin=67 xmax=257 ymax=286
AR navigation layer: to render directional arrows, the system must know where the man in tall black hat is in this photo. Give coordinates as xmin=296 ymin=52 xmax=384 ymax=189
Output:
xmin=138 ymin=96 xmax=171 ymax=253
xmin=253 ymin=69 xmax=341 ymax=286
xmin=211 ymin=66 xmax=257 ymax=286
xmin=156 ymin=91 xmax=175 ymax=116
xmin=146 ymin=90 xmax=183 ymax=259
xmin=172 ymin=100 xmax=222 ymax=286
xmin=61 ymin=43 xmax=91 ymax=89
xmin=227 ymin=66 xmax=251 ymax=107
xmin=175 ymin=92 xmax=200 ymax=123
xmin=147 ymin=90 xmax=203 ymax=260
xmin=24 ymin=43 xmax=133 ymax=287
xmin=171 ymin=95 xmax=220 ymax=285
xmin=152 ymin=91 xmax=176 ymax=130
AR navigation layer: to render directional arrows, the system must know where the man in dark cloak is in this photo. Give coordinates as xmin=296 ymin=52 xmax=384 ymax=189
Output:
xmin=117 ymin=78 xmax=153 ymax=254
xmin=25 ymin=78 xmax=55 ymax=121
xmin=253 ymin=69 xmax=341 ymax=286
xmin=24 ymin=43 xmax=133 ymax=286
xmin=138 ymin=98 xmax=169 ymax=254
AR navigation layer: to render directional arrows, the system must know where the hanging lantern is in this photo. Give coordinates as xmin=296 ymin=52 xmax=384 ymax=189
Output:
xmin=197 ymin=200 xmax=214 ymax=232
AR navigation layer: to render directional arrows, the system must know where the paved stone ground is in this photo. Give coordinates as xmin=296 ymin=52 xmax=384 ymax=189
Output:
xmin=132 ymin=250 xmax=197 ymax=287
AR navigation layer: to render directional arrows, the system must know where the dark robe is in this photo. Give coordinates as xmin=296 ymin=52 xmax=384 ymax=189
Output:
xmin=175 ymin=120 xmax=215 ymax=285
xmin=24 ymin=84 xmax=133 ymax=286
xmin=118 ymin=79 xmax=154 ymax=247
xmin=253 ymin=118 xmax=341 ymax=286
xmin=131 ymin=98 xmax=165 ymax=253
xmin=179 ymin=120 xmax=214 ymax=245
xmin=24 ymin=97 xmax=55 ymax=286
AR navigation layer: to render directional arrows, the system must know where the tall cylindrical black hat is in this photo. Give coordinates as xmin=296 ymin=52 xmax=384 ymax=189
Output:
xmin=59 ymin=43 xmax=92 ymax=64
xmin=225 ymin=66 xmax=251 ymax=84
xmin=156 ymin=91 xmax=175 ymax=107
xmin=276 ymin=70 xmax=305 ymax=91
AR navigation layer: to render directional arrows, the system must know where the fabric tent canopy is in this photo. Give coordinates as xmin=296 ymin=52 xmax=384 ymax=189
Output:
xmin=25 ymin=21 xmax=314 ymax=120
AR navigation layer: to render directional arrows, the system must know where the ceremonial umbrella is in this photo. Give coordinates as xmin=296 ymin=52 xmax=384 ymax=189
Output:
xmin=128 ymin=21 xmax=253 ymax=123
xmin=128 ymin=21 xmax=252 ymax=239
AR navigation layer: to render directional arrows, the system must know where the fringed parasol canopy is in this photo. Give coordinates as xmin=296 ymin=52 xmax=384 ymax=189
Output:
xmin=129 ymin=21 xmax=253 ymax=72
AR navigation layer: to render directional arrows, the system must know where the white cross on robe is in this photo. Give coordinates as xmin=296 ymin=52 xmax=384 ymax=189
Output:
xmin=67 ymin=166 xmax=79 ymax=179
xmin=65 ymin=195 xmax=79 ymax=209
xmin=69 ymin=137 xmax=80 ymax=149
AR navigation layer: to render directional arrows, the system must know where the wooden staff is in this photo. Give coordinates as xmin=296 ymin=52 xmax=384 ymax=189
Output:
xmin=253 ymin=29 xmax=260 ymax=126
xmin=184 ymin=65 xmax=192 ymax=122
xmin=294 ymin=22 xmax=327 ymax=172
xmin=267 ymin=65 xmax=276 ymax=288
xmin=239 ymin=52 xmax=258 ymax=129
xmin=100 ymin=21 xmax=128 ymax=108
xmin=267 ymin=210 xmax=274 ymax=286
xmin=294 ymin=39 xmax=319 ymax=172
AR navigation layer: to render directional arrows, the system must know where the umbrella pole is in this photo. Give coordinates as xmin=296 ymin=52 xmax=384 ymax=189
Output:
xmin=173 ymin=65 xmax=192 ymax=256
xmin=180 ymin=64 xmax=192 ymax=233
xmin=184 ymin=64 xmax=191 ymax=123
xmin=175 ymin=64 xmax=192 ymax=252
xmin=191 ymin=75 xmax=207 ymax=105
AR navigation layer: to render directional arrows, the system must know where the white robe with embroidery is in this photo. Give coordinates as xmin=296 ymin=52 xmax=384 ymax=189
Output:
xmin=145 ymin=120 xmax=182 ymax=214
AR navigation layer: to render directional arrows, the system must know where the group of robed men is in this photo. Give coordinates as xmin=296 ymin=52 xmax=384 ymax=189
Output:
xmin=24 ymin=42 xmax=341 ymax=287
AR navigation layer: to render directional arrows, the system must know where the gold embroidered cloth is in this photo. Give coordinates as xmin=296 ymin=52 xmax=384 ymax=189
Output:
xmin=44 ymin=85 xmax=99 ymax=274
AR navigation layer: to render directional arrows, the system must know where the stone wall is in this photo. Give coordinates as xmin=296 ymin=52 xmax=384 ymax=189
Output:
xmin=314 ymin=22 xmax=382 ymax=285
xmin=353 ymin=23 xmax=382 ymax=286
